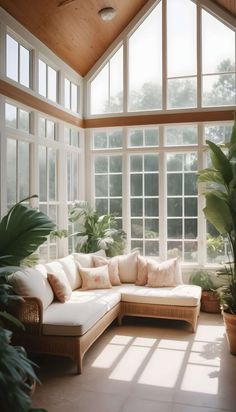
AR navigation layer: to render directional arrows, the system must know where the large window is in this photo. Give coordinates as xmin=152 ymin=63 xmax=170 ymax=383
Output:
xmin=90 ymin=121 xmax=233 ymax=265
xmin=202 ymin=10 xmax=235 ymax=107
xmin=88 ymin=0 xmax=235 ymax=114
xmin=128 ymin=3 xmax=162 ymax=111
xmin=38 ymin=59 xmax=57 ymax=103
xmin=90 ymin=46 xmax=123 ymax=115
xmin=5 ymin=103 xmax=30 ymax=133
xmin=64 ymin=78 xmax=79 ymax=113
xmin=6 ymin=34 xmax=30 ymax=88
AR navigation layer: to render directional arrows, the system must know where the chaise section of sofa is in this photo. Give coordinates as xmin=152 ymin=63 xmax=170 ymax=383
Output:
xmin=9 ymin=252 xmax=201 ymax=374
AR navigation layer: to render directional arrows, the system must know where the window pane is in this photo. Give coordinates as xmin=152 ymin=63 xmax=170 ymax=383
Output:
xmin=5 ymin=103 xmax=17 ymax=128
xmin=129 ymin=129 xmax=143 ymax=147
xmin=20 ymin=45 xmax=30 ymax=87
xmin=168 ymin=198 xmax=182 ymax=217
xmin=110 ymin=175 xmax=122 ymax=196
xmin=204 ymin=124 xmax=232 ymax=144
xmin=71 ymin=129 xmax=79 ymax=147
xmin=130 ymin=156 xmax=142 ymax=172
xmin=19 ymin=109 xmax=29 ymax=132
xmin=167 ymin=154 xmax=183 ymax=171
xmin=39 ymin=147 xmax=47 ymax=201
xmin=145 ymin=219 xmax=159 ymax=238
xmin=109 ymin=46 xmax=123 ymax=113
xmin=47 ymin=120 xmax=55 ymax=140
xmin=145 ymin=174 xmax=158 ymax=196
xmin=131 ymin=175 xmax=143 ymax=196
xmin=131 ymin=198 xmax=143 ymax=216
xmin=145 ymin=129 xmax=159 ymax=146
xmin=168 ymin=219 xmax=182 ymax=238
xmin=108 ymin=130 xmax=122 ymax=148
xmin=94 ymin=131 xmax=107 ymax=148
xmin=7 ymin=139 xmax=16 ymax=205
xmin=167 ymin=241 xmax=182 ymax=258
xmin=145 ymin=241 xmax=159 ymax=256
xmin=167 ymin=0 xmax=196 ymax=77
xmin=131 ymin=219 xmax=143 ymax=238
xmin=144 ymin=154 xmax=159 ymax=171
xmin=95 ymin=156 xmax=108 ymax=173
xmin=91 ymin=64 xmax=109 ymax=114
xmin=39 ymin=117 xmax=46 ymax=138
xmin=48 ymin=66 xmax=57 ymax=102
xmin=96 ymin=199 xmax=108 ymax=215
xmin=95 ymin=175 xmax=108 ymax=196
xmin=202 ymin=10 xmax=235 ymax=74
xmin=185 ymin=198 xmax=197 ymax=216
xmin=110 ymin=199 xmax=122 ymax=216
xmin=39 ymin=59 xmax=46 ymax=97
xmin=202 ymin=74 xmax=235 ymax=107
xmin=167 ymin=174 xmax=182 ymax=195
xmin=6 ymin=35 xmax=18 ymax=82
xmin=145 ymin=198 xmax=158 ymax=216
xmin=184 ymin=173 xmax=197 ymax=195
xmin=185 ymin=218 xmax=197 ymax=239
xmin=49 ymin=149 xmax=57 ymax=200
xmin=166 ymin=125 xmax=197 ymax=146
xmin=129 ymin=3 xmax=162 ymax=111
xmin=168 ymin=77 xmax=197 ymax=109
xmin=71 ymin=83 xmax=78 ymax=112
xmin=64 ymin=78 xmax=70 ymax=109
xmin=18 ymin=141 xmax=29 ymax=199
xmin=110 ymin=156 xmax=122 ymax=173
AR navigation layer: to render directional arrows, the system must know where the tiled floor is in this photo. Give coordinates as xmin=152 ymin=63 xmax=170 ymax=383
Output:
xmin=32 ymin=313 xmax=236 ymax=412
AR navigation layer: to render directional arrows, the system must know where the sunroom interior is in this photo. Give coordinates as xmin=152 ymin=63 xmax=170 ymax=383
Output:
xmin=0 ymin=0 xmax=236 ymax=411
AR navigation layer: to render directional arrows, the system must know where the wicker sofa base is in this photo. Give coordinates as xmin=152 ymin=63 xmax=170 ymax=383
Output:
xmin=13 ymin=301 xmax=121 ymax=374
xmin=13 ymin=297 xmax=200 ymax=374
xmin=119 ymin=301 xmax=200 ymax=332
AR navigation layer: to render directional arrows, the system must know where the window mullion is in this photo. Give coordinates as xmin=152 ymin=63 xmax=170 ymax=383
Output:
xmin=162 ymin=0 xmax=167 ymax=111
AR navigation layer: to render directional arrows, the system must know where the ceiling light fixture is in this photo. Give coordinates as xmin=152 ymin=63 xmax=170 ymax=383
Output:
xmin=98 ymin=7 xmax=116 ymax=21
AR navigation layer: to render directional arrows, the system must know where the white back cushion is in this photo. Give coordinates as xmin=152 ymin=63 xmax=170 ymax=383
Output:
xmin=58 ymin=255 xmax=81 ymax=290
xmin=8 ymin=266 xmax=54 ymax=310
xmin=118 ymin=251 xmax=140 ymax=283
xmin=73 ymin=250 xmax=106 ymax=269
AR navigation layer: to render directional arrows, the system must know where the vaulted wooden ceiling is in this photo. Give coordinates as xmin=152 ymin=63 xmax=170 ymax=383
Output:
xmin=0 ymin=0 xmax=235 ymax=77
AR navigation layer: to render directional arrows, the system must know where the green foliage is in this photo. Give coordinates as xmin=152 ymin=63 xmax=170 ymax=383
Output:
xmin=69 ymin=201 xmax=126 ymax=256
xmin=198 ymin=114 xmax=236 ymax=313
xmin=207 ymin=234 xmax=224 ymax=259
xmin=189 ymin=270 xmax=215 ymax=291
xmin=0 ymin=198 xmax=55 ymax=411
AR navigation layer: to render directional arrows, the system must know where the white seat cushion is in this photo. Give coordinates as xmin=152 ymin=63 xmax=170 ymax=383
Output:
xmin=119 ymin=284 xmax=201 ymax=307
xmin=42 ymin=288 xmax=121 ymax=336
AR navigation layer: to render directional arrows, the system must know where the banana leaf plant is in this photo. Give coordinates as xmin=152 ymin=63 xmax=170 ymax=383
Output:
xmin=198 ymin=113 xmax=236 ymax=314
xmin=0 ymin=197 xmax=55 ymax=412
xmin=69 ymin=201 xmax=126 ymax=257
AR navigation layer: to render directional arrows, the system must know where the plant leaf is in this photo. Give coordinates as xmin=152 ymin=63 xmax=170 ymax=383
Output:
xmin=204 ymin=193 xmax=233 ymax=234
xmin=206 ymin=140 xmax=233 ymax=185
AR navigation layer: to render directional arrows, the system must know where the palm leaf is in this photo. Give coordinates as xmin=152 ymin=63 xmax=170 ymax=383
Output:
xmin=204 ymin=193 xmax=233 ymax=234
xmin=197 ymin=168 xmax=224 ymax=185
xmin=206 ymin=140 xmax=233 ymax=185
xmin=0 ymin=203 xmax=55 ymax=266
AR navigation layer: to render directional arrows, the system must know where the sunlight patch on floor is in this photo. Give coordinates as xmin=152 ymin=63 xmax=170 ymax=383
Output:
xmin=109 ymin=346 xmax=150 ymax=381
xmin=181 ymin=364 xmax=219 ymax=394
xmin=92 ymin=344 xmax=125 ymax=368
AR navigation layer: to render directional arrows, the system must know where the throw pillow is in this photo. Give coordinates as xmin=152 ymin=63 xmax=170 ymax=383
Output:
xmin=136 ymin=255 xmax=148 ymax=286
xmin=47 ymin=272 xmax=72 ymax=303
xmin=58 ymin=255 xmax=81 ymax=290
xmin=118 ymin=250 xmax=140 ymax=283
xmin=73 ymin=249 xmax=106 ymax=269
xmin=147 ymin=258 xmax=182 ymax=287
xmin=93 ymin=256 xmax=121 ymax=286
xmin=79 ymin=265 xmax=112 ymax=290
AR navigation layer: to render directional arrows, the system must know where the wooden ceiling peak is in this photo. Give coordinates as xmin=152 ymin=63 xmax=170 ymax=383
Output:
xmin=0 ymin=0 xmax=149 ymax=76
xmin=0 ymin=1 xmax=235 ymax=77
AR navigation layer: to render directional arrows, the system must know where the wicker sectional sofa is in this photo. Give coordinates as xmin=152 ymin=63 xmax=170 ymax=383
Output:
xmin=9 ymin=251 xmax=201 ymax=374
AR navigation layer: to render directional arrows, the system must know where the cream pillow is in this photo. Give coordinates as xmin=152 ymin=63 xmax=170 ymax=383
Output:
xmin=136 ymin=255 xmax=148 ymax=286
xmin=147 ymin=258 xmax=182 ymax=287
xmin=58 ymin=255 xmax=81 ymax=290
xmin=118 ymin=251 xmax=140 ymax=283
xmin=79 ymin=265 xmax=112 ymax=290
xmin=93 ymin=256 xmax=121 ymax=286
xmin=47 ymin=272 xmax=72 ymax=303
xmin=73 ymin=249 xmax=106 ymax=269
xmin=8 ymin=266 xmax=54 ymax=310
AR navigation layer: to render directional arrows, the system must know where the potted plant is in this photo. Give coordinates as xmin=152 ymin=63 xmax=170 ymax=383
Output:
xmin=0 ymin=197 xmax=55 ymax=411
xmin=69 ymin=200 xmax=126 ymax=256
xmin=198 ymin=112 xmax=236 ymax=354
xmin=189 ymin=270 xmax=220 ymax=313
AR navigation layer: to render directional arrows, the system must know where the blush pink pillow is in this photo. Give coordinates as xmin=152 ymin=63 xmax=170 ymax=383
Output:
xmin=93 ymin=256 xmax=121 ymax=286
xmin=136 ymin=255 xmax=148 ymax=286
xmin=79 ymin=265 xmax=112 ymax=290
xmin=47 ymin=272 xmax=72 ymax=303
xmin=147 ymin=258 xmax=182 ymax=287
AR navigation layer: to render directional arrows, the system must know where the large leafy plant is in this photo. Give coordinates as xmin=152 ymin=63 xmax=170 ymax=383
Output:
xmin=69 ymin=201 xmax=126 ymax=256
xmin=198 ymin=113 xmax=236 ymax=314
xmin=0 ymin=198 xmax=55 ymax=411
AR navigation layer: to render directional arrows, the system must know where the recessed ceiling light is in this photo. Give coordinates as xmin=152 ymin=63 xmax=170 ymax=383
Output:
xmin=98 ymin=7 xmax=116 ymax=21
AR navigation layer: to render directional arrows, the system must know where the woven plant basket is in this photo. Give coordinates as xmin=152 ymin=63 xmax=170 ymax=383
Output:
xmin=200 ymin=291 xmax=221 ymax=313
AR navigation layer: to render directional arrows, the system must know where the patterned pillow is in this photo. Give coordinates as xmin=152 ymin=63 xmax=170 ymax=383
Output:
xmin=47 ymin=272 xmax=72 ymax=303
xmin=79 ymin=265 xmax=112 ymax=290
xmin=135 ymin=255 xmax=148 ymax=286
xmin=147 ymin=258 xmax=182 ymax=287
xmin=93 ymin=256 xmax=121 ymax=286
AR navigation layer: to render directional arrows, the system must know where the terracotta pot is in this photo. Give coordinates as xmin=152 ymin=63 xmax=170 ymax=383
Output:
xmin=200 ymin=291 xmax=221 ymax=313
xmin=222 ymin=311 xmax=236 ymax=355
